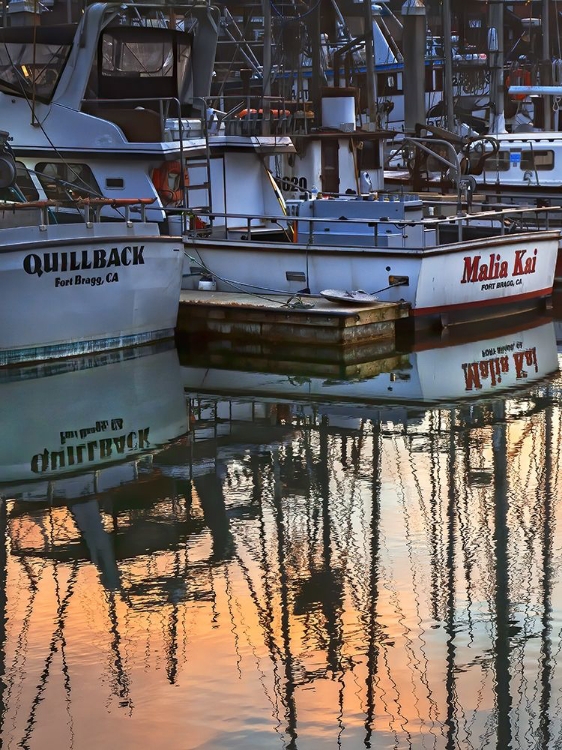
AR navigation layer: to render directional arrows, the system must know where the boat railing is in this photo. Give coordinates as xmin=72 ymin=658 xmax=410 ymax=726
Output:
xmin=177 ymin=203 xmax=560 ymax=249
xmin=0 ymin=198 xmax=155 ymax=226
xmin=192 ymin=94 xmax=311 ymax=137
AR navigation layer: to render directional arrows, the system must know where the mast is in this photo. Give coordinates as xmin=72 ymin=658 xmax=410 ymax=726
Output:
xmin=309 ymin=0 xmax=323 ymax=127
xmin=541 ymin=0 xmax=552 ymax=129
xmin=441 ymin=0 xmax=455 ymax=131
xmin=538 ymin=402 xmax=553 ymax=745
xmin=363 ymin=0 xmax=378 ymax=128
xmin=492 ymin=400 xmax=512 ymax=748
xmin=444 ymin=408 xmax=457 ymax=749
xmin=364 ymin=420 xmax=381 ymax=745
xmin=488 ymin=0 xmax=505 ymax=133
xmin=261 ymin=0 xmax=272 ymax=135
xmin=401 ymin=0 xmax=427 ymax=133
xmin=272 ymin=447 xmax=298 ymax=748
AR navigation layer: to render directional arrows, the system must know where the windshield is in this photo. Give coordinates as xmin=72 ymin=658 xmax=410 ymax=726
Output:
xmin=100 ymin=27 xmax=191 ymax=92
xmin=0 ymin=42 xmax=70 ymax=100
xmin=0 ymin=27 xmax=74 ymax=100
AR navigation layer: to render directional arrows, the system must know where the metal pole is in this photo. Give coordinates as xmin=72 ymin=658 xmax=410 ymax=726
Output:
xmin=310 ymin=0 xmax=322 ymax=126
xmin=401 ymin=0 xmax=427 ymax=134
xmin=261 ymin=0 xmax=271 ymax=135
xmin=488 ymin=0 xmax=505 ymax=133
xmin=542 ymin=0 xmax=552 ymax=129
xmin=442 ymin=0 xmax=455 ymax=131
xmin=492 ymin=401 xmax=513 ymax=749
xmin=364 ymin=0 xmax=378 ymax=128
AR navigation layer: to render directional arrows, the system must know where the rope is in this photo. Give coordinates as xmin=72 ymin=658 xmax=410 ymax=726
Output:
xmin=184 ymin=251 xmax=316 ymax=308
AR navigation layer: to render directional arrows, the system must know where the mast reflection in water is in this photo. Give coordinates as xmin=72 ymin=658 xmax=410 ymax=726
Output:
xmin=1 ymin=319 xmax=562 ymax=749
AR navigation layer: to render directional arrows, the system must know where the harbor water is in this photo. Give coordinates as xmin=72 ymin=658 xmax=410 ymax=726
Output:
xmin=1 ymin=314 xmax=562 ymax=749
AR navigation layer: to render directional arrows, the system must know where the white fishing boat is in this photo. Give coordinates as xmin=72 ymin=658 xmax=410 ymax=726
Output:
xmin=0 ymin=127 xmax=183 ymax=366
xmin=2 ymin=1 xmax=558 ymax=332
xmin=0 ymin=2 xmax=291 ymax=236
xmin=183 ymin=191 xmax=560 ymax=330
xmin=0 ymin=195 xmax=184 ymax=366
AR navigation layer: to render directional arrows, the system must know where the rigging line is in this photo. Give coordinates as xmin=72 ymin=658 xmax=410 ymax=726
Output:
xmin=214 ymin=19 xmax=259 ymax=98
xmin=164 ymin=549 xmax=182 ymax=686
xmin=456 ymin=419 xmax=478 ymax=650
xmin=47 ymin=503 xmax=76 ymax=748
xmin=363 ymin=420 xmax=382 ymax=748
xmin=28 ymin=168 xmax=101 ymax=206
xmin=427 ymin=411 xmax=444 ymax=623
xmin=270 ymin=0 xmax=322 ymax=24
xmin=183 ymin=250 xmax=314 ymax=306
xmin=250 ymin=457 xmax=287 ymax=725
xmin=18 ymin=561 xmax=80 ymax=750
xmin=269 ymin=448 xmax=299 ymax=747
xmin=444 ymin=408 xmax=475 ymax=748
xmin=2 ymin=556 xmax=49 ymax=732
xmin=223 ymin=565 xmax=243 ymax=679
xmin=31 ymin=0 xmax=38 ymax=126
xmin=404 ymin=433 xmax=443 ymax=732
xmin=388 ymin=427 xmax=441 ymax=743
xmin=105 ymin=592 xmax=133 ymax=712
xmin=222 ymin=8 xmax=261 ymax=70
xmin=1 ymin=44 xmax=104 ymax=200
xmin=229 ymin=553 xmax=283 ymax=725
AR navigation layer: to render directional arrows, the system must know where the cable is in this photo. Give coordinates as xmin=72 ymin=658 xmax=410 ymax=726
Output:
xmin=183 ymin=250 xmax=315 ymax=306
xmin=0 ymin=42 xmax=134 ymax=220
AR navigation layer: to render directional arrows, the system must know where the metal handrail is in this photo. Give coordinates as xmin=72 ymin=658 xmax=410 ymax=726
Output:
xmin=178 ymin=203 xmax=559 ymax=249
xmin=181 ymin=204 xmax=560 ymax=226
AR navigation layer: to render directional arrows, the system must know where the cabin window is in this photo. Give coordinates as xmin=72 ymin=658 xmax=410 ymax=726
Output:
xmin=357 ymin=140 xmax=381 ymax=171
xmin=425 ymin=67 xmax=438 ymax=92
xmin=106 ymin=177 xmax=124 ymax=189
xmin=377 ymin=73 xmax=400 ymax=96
xmin=433 ymin=68 xmax=443 ymax=92
xmin=321 ymin=139 xmax=340 ymax=194
xmin=98 ymin=27 xmax=191 ymax=105
xmin=0 ymin=31 xmax=71 ymax=102
xmin=15 ymin=162 xmax=39 ymax=201
xmin=102 ymin=36 xmax=176 ymax=77
xmin=485 ymin=151 xmax=511 ymax=172
xmin=35 ymin=162 xmax=100 ymax=200
xmin=520 ymin=149 xmax=554 ymax=171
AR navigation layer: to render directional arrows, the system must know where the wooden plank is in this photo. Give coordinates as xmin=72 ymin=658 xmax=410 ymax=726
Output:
xmin=177 ymin=291 xmax=409 ymax=348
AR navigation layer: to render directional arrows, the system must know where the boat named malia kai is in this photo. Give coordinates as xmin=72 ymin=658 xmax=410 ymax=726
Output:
xmin=183 ymin=191 xmax=561 ymax=330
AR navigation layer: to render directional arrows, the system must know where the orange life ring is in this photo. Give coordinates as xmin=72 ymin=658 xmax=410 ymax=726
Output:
xmin=238 ymin=108 xmax=291 ymax=119
xmin=152 ymin=160 xmax=189 ymax=205
xmin=505 ymin=69 xmax=531 ymax=101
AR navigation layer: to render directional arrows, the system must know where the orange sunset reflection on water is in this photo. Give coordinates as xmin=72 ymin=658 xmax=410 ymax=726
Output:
xmin=2 ymin=328 xmax=562 ymax=749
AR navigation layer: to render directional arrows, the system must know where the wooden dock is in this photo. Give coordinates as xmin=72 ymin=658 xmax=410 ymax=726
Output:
xmin=177 ymin=291 xmax=410 ymax=357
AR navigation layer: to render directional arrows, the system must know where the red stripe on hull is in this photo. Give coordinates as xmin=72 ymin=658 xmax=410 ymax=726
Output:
xmin=411 ymin=287 xmax=553 ymax=317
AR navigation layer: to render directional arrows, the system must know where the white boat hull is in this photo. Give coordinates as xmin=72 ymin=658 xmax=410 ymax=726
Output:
xmin=183 ymin=230 xmax=559 ymax=326
xmin=0 ymin=344 xmax=188 ymax=490
xmin=181 ymin=320 xmax=558 ymax=406
xmin=0 ymin=223 xmax=183 ymax=365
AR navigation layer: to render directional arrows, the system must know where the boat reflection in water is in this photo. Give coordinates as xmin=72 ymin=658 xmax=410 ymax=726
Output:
xmin=181 ymin=316 xmax=559 ymax=407
xmin=0 ymin=343 xmax=189 ymax=589
xmin=2 ymin=319 xmax=562 ymax=749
